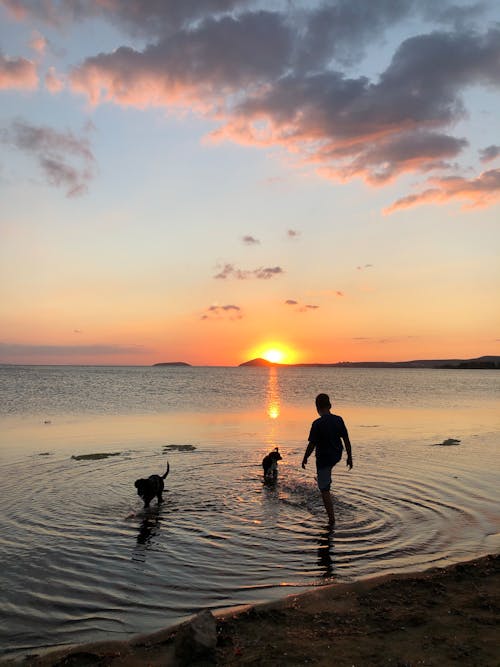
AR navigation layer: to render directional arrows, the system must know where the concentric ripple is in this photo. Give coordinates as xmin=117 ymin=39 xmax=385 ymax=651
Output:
xmin=0 ymin=437 xmax=498 ymax=659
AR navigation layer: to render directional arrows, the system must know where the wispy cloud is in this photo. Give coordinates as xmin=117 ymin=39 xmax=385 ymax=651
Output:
xmin=45 ymin=66 xmax=64 ymax=93
xmin=0 ymin=52 xmax=38 ymax=90
xmin=201 ymin=303 xmax=243 ymax=321
xmin=214 ymin=263 xmax=284 ymax=280
xmin=287 ymin=229 xmax=300 ymax=239
xmin=479 ymin=145 xmax=500 ymax=163
xmin=242 ymin=235 xmax=260 ymax=245
xmin=29 ymin=30 xmax=47 ymax=54
xmin=285 ymin=299 xmax=319 ymax=313
xmin=1 ymin=118 xmax=95 ymax=196
xmin=356 ymin=264 xmax=373 ymax=271
xmin=384 ymin=168 xmax=500 ymax=213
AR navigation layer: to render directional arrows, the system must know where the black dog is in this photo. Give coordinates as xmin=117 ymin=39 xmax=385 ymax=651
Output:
xmin=134 ymin=462 xmax=170 ymax=508
xmin=262 ymin=447 xmax=282 ymax=480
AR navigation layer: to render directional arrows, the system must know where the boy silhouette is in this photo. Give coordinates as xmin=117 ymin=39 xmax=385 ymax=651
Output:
xmin=302 ymin=393 xmax=353 ymax=525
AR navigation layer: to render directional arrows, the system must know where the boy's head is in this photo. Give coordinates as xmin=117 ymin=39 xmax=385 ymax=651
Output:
xmin=315 ymin=393 xmax=331 ymax=412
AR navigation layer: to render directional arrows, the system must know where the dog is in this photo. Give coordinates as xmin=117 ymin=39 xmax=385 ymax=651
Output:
xmin=134 ymin=462 xmax=170 ymax=508
xmin=262 ymin=447 xmax=282 ymax=480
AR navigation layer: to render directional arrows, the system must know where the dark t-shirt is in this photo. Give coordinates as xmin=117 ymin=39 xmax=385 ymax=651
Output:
xmin=308 ymin=413 xmax=348 ymax=468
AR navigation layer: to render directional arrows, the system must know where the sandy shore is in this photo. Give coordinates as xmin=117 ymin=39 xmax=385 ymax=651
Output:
xmin=4 ymin=554 xmax=498 ymax=666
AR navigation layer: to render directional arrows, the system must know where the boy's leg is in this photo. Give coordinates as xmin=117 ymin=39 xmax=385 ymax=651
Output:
xmin=320 ymin=489 xmax=335 ymax=524
xmin=317 ymin=467 xmax=335 ymax=524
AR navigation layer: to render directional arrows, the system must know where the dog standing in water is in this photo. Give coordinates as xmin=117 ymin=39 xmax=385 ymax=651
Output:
xmin=262 ymin=447 xmax=282 ymax=480
xmin=134 ymin=462 xmax=170 ymax=508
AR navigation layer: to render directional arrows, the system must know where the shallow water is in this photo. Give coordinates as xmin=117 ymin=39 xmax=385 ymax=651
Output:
xmin=0 ymin=366 xmax=499 ymax=658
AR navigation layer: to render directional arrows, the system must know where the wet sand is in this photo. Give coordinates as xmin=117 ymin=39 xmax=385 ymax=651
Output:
xmin=4 ymin=553 xmax=498 ymax=666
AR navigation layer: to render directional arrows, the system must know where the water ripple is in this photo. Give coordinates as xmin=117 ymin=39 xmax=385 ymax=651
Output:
xmin=0 ymin=438 xmax=498 ymax=658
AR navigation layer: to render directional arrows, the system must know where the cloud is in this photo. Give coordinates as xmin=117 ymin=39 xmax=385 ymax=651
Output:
xmin=213 ymin=263 xmax=284 ymax=279
xmin=221 ymin=27 xmax=500 ymax=183
xmin=45 ymin=66 xmax=64 ymax=93
xmin=1 ymin=0 xmax=254 ymax=34
xmin=356 ymin=264 xmax=373 ymax=270
xmin=324 ymin=131 xmax=469 ymax=184
xmin=285 ymin=299 xmax=319 ymax=312
xmin=6 ymin=1 xmax=500 ymax=209
xmin=70 ymin=11 xmax=293 ymax=108
xmin=287 ymin=229 xmax=300 ymax=239
xmin=201 ymin=303 xmax=243 ymax=320
xmin=479 ymin=145 xmax=500 ymax=163
xmin=242 ymin=235 xmax=260 ymax=245
xmin=0 ymin=52 xmax=38 ymax=90
xmin=29 ymin=30 xmax=47 ymax=54
xmin=384 ymin=168 xmax=500 ymax=213
xmin=1 ymin=118 xmax=95 ymax=196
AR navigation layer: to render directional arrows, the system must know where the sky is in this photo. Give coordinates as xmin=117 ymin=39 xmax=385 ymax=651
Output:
xmin=0 ymin=0 xmax=499 ymax=366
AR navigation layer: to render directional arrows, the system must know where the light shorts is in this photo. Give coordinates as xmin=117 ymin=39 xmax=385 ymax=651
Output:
xmin=316 ymin=466 xmax=333 ymax=491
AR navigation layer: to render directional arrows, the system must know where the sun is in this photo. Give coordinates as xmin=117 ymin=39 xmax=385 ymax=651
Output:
xmin=262 ymin=348 xmax=284 ymax=363
xmin=246 ymin=341 xmax=298 ymax=365
xmin=246 ymin=341 xmax=297 ymax=365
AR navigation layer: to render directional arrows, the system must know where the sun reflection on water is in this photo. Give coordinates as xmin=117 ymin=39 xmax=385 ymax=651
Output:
xmin=266 ymin=367 xmax=281 ymax=420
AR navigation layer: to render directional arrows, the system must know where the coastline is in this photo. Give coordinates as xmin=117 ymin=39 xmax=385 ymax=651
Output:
xmin=4 ymin=553 xmax=498 ymax=666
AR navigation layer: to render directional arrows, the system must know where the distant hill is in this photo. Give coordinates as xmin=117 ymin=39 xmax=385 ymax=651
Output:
xmin=239 ymin=356 xmax=500 ymax=369
xmin=152 ymin=362 xmax=191 ymax=367
xmin=239 ymin=357 xmax=279 ymax=367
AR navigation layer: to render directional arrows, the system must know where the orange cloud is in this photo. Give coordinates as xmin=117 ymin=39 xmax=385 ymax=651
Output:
xmin=384 ymin=168 xmax=500 ymax=213
xmin=0 ymin=53 xmax=38 ymax=90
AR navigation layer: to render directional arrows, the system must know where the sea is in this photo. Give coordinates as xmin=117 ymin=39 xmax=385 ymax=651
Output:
xmin=0 ymin=365 xmax=498 ymax=659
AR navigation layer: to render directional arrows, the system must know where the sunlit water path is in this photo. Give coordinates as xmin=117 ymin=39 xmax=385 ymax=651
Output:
xmin=0 ymin=366 xmax=498 ymax=658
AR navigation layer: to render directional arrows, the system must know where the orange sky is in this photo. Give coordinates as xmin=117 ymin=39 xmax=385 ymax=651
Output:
xmin=1 ymin=2 xmax=499 ymax=365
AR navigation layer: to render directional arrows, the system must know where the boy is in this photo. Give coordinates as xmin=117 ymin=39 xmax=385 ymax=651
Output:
xmin=301 ymin=393 xmax=353 ymax=524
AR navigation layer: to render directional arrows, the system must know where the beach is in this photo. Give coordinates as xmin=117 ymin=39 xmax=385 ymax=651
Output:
xmin=7 ymin=553 xmax=498 ymax=666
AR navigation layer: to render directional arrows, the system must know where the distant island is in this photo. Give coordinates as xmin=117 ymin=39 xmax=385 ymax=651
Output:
xmin=239 ymin=356 xmax=500 ymax=369
xmin=239 ymin=358 xmax=278 ymax=367
xmin=153 ymin=362 xmax=192 ymax=367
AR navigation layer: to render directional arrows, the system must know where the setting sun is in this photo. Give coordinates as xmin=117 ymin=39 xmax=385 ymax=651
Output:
xmin=246 ymin=342 xmax=298 ymax=365
xmin=263 ymin=349 xmax=284 ymax=363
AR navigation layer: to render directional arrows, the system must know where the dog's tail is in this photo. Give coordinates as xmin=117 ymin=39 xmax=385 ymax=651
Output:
xmin=161 ymin=461 xmax=170 ymax=479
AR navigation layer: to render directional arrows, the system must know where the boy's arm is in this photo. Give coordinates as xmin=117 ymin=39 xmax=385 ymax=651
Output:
xmin=301 ymin=441 xmax=316 ymax=468
xmin=343 ymin=435 xmax=353 ymax=470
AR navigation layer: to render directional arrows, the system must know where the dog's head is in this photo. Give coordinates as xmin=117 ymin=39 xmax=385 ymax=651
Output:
xmin=134 ymin=479 xmax=148 ymax=497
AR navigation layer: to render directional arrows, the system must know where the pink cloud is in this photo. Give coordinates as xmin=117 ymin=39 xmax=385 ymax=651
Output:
xmin=8 ymin=2 xmax=496 ymax=211
xmin=0 ymin=53 xmax=38 ymax=90
xmin=66 ymin=17 xmax=500 ymax=210
xmin=29 ymin=30 xmax=47 ymax=54
xmin=384 ymin=169 xmax=500 ymax=213
xmin=45 ymin=66 xmax=64 ymax=93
